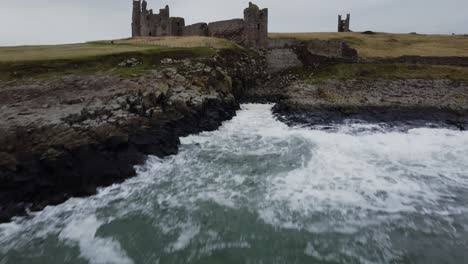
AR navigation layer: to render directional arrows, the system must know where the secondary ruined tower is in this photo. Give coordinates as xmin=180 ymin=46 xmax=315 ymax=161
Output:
xmin=243 ymin=2 xmax=269 ymax=48
xmin=132 ymin=0 xmax=141 ymax=37
xmin=338 ymin=14 xmax=351 ymax=32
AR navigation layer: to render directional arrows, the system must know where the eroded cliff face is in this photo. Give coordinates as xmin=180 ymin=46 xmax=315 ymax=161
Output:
xmin=0 ymin=49 xmax=267 ymax=222
xmin=266 ymin=38 xmax=358 ymax=73
xmin=255 ymin=77 xmax=468 ymax=129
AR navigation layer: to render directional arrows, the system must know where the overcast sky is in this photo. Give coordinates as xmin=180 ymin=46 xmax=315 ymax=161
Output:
xmin=1 ymin=0 xmax=467 ymax=46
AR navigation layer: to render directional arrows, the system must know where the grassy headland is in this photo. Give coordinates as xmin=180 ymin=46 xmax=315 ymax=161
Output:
xmin=0 ymin=36 xmax=236 ymax=62
xmin=0 ymin=37 xmax=236 ymax=81
xmin=271 ymin=32 xmax=468 ymax=83
xmin=2 ymin=34 xmax=468 ymax=82
xmin=108 ymin=36 xmax=240 ymax=49
xmin=270 ymin=32 xmax=468 ymax=59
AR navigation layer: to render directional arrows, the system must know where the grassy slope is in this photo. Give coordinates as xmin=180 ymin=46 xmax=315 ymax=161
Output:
xmin=2 ymin=34 xmax=468 ymax=82
xmin=0 ymin=43 xmax=155 ymax=62
xmin=0 ymin=37 xmax=236 ymax=81
xmin=269 ymin=32 xmax=468 ymax=59
xmin=271 ymin=32 xmax=468 ymax=82
xmin=110 ymin=36 xmax=240 ymax=49
xmin=0 ymin=37 xmax=235 ymax=62
xmin=297 ymin=63 xmax=468 ymax=84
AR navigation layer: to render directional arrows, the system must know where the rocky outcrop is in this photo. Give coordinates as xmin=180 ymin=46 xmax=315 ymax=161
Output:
xmin=0 ymin=49 xmax=267 ymax=222
xmin=245 ymin=71 xmax=468 ymax=129
xmin=3 ymin=39 xmax=466 ymax=223
xmin=208 ymin=19 xmax=245 ymax=43
xmin=270 ymin=79 xmax=468 ymax=129
xmin=266 ymin=38 xmax=358 ymax=73
xmin=266 ymin=49 xmax=303 ymax=73
xmin=374 ymin=56 xmax=468 ymax=67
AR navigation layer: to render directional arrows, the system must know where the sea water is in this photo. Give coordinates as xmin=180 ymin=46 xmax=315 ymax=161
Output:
xmin=1 ymin=104 xmax=468 ymax=264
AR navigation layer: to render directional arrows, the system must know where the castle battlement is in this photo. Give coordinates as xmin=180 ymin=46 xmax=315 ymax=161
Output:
xmin=131 ymin=0 xmax=268 ymax=48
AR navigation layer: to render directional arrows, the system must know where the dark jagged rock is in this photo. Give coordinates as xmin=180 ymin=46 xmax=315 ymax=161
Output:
xmin=0 ymin=49 xmax=266 ymax=223
xmin=373 ymin=56 xmax=468 ymax=67
xmin=269 ymin=79 xmax=468 ymax=130
xmin=273 ymin=104 xmax=467 ymax=130
xmin=266 ymin=38 xmax=358 ymax=73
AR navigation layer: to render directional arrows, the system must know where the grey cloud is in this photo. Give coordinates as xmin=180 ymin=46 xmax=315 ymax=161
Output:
xmin=0 ymin=0 xmax=467 ymax=46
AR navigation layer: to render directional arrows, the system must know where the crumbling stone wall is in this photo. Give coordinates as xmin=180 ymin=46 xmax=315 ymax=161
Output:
xmin=208 ymin=19 xmax=245 ymax=43
xmin=131 ymin=1 xmax=269 ymax=48
xmin=338 ymin=14 xmax=351 ymax=32
xmin=268 ymin=38 xmax=299 ymax=49
xmin=266 ymin=38 xmax=358 ymax=73
xmin=306 ymin=39 xmax=357 ymax=60
xmin=168 ymin=17 xmax=185 ymax=36
xmin=132 ymin=1 xmax=183 ymax=37
xmin=140 ymin=4 xmax=170 ymax=36
xmin=183 ymin=23 xmax=209 ymax=36
xmin=266 ymin=49 xmax=303 ymax=73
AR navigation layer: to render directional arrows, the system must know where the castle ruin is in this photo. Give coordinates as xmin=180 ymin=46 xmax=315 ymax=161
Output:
xmin=132 ymin=0 xmax=268 ymax=48
xmin=338 ymin=14 xmax=351 ymax=32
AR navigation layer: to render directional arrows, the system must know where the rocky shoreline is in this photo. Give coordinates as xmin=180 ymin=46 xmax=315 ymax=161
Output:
xmin=1 ymin=46 xmax=468 ymax=223
xmin=273 ymin=104 xmax=467 ymax=130
xmin=245 ymin=76 xmax=468 ymax=130
xmin=0 ymin=49 xmax=266 ymax=222
xmin=373 ymin=55 xmax=468 ymax=67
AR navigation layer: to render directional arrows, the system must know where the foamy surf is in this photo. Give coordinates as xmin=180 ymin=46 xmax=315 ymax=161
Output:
xmin=1 ymin=104 xmax=468 ymax=264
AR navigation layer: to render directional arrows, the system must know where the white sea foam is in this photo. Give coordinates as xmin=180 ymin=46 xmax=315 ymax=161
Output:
xmin=1 ymin=103 xmax=467 ymax=263
xmin=304 ymin=242 xmax=321 ymax=258
xmin=0 ymin=161 xmax=157 ymax=256
xmin=211 ymin=105 xmax=468 ymax=232
xmin=183 ymin=104 xmax=468 ymax=232
xmin=165 ymin=223 xmax=200 ymax=253
xmin=59 ymin=216 xmax=134 ymax=264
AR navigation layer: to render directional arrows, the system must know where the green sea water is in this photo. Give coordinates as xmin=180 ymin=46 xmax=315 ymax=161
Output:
xmin=1 ymin=104 xmax=468 ymax=264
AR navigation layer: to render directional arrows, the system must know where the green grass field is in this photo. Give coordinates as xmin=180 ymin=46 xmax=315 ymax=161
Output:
xmin=297 ymin=63 xmax=468 ymax=83
xmin=109 ymin=36 xmax=239 ymax=50
xmin=270 ymin=32 xmax=468 ymax=58
xmin=1 ymin=34 xmax=467 ymax=82
xmin=0 ymin=43 xmax=156 ymax=62
xmin=0 ymin=37 xmax=236 ymax=81
xmin=0 ymin=37 xmax=236 ymax=63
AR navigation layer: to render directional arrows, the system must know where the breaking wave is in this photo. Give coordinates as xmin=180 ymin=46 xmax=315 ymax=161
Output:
xmin=1 ymin=104 xmax=468 ymax=264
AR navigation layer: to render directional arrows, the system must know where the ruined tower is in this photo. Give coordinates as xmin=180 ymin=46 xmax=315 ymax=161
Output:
xmin=132 ymin=0 xmax=141 ymax=37
xmin=243 ymin=2 xmax=268 ymax=48
xmin=139 ymin=0 xmax=153 ymax=36
xmin=130 ymin=1 xmax=269 ymax=48
xmin=346 ymin=14 xmax=350 ymax=32
xmin=168 ymin=17 xmax=185 ymax=36
xmin=338 ymin=14 xmax=351 ymax=32
xmin=156 ymin=5 xmax=170 ymax=36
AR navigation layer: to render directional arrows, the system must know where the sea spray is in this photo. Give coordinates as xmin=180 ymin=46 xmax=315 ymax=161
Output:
xmin=1 ymin=104 xmax=468 ymax=264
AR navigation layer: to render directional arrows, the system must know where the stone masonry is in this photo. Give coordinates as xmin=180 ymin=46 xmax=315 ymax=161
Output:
xmin=132 ymin=3 xmax=185 ymax=37
xmin=338 ymin=14 xmax=351 ymax=32
xmin=132 ymin=0 xmax=268 ymax=48
xmin=266 ymin=38 xmax=358 ymax=73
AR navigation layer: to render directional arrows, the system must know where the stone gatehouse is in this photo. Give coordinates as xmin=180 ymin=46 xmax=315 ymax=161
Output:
xmin=131 ymin=0 xmax=268 ymax=48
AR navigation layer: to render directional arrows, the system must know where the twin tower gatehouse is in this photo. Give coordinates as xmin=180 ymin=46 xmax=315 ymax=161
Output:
xmin=131 ymin=0 xmax=268 ymax=48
